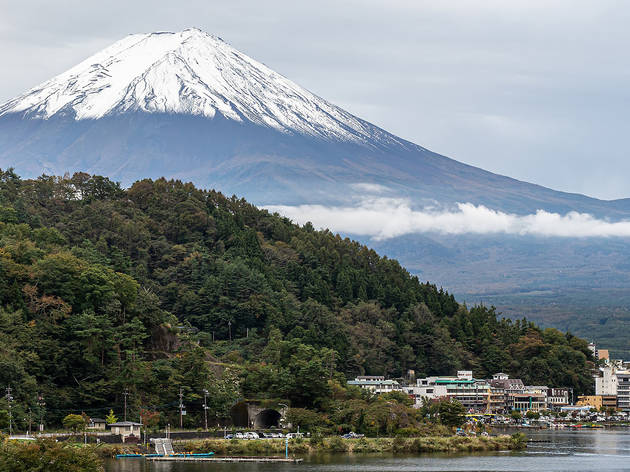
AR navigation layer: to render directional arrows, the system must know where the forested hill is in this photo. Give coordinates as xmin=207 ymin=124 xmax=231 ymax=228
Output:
xmin=0 ymin=171 xmax=593 ymax=425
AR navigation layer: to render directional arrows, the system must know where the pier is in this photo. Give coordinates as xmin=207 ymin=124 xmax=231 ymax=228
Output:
xmin=146 ymin=455 xmax=303 ymax=463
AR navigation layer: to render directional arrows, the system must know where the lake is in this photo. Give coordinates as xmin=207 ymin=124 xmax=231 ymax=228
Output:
xmin=105 ymin=429 xmax=630 ymax=472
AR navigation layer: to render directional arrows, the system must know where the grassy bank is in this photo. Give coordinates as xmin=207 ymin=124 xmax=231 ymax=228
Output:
xmin=90 ymin=434 xmax=526 ymax=458
xmin=0 ymin=439 xmax=104 ymax=472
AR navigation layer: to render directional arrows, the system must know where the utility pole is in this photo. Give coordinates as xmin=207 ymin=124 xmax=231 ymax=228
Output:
xmin=123 ymin=388 xmax=129 ymax=422
xmin=228 ymin=321 xmax=232 ymax=341
xmin=6 ymin=386 xmax=13 ymax=437
xmin=329 ymin=351 xmax=335 ymax=379
xmin=26 ymin=408 xmax=33 ymax=436
xmin=203 ymin=389 xmax=209 ymax=431
xmin=37 ymin=393 xmax=45 ymax=433
xmin=178 ymin=388 xmax=185 ymax=429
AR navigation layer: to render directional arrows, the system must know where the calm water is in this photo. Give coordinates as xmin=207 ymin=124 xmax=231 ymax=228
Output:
xmin=105 ymin=429 xmax=630 ymax=472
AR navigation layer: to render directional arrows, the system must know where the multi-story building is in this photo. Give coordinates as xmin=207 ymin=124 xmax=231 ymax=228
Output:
xmin=489 ymin=373 xmax=525 ymax=394
xmin=577 ymin=394 xmax=617 ymax=410
xmin=547 ymin=388 xmax=570 ymax=410
xmin=616 ymin=372 xmax=630 ymax=411
xmin=411 ymin=371 xmax=491 ymax=412
xmin=596 ymin=365 xmax=619 ymax=396
xmin=511 ymin=392 xmax=547 ymax=412
xmin=347 ymin=376 xmax=402 ymax=394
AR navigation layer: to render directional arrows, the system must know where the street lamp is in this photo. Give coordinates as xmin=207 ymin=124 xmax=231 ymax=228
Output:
xmin=203 ymin=389 xmax=209 ymax=431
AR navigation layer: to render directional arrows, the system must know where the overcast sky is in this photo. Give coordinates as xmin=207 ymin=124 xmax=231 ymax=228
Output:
xmin=1 ymin=0 xmax=629 ymax=199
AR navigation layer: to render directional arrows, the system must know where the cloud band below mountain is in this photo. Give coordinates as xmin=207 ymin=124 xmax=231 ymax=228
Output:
xmin=264 ymin=199 xmax=630 ymax=240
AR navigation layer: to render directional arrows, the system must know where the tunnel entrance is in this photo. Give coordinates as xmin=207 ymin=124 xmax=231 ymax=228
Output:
xmin=254 ymin=409 xmax=281 ymax=429
xmin=230 ymin=402 xmax=249 ymax=427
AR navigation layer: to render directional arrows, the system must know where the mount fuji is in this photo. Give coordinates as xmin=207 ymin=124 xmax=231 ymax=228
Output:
xmin=1 ymin=28 xmax=629 ymax=215
xmin=2 ymin=28 xmax=630 ymax=354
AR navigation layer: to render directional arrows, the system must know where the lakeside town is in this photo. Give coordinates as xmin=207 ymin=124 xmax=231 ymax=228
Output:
xmin=348 ymin=342 xmax=630 ymax=425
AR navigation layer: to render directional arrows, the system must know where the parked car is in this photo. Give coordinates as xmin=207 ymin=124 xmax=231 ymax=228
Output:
xmin=225 ymin=434 xmax=234 ymax=439
xmin=285 ymin=432 xmax=303 ymax=439
xmin=341 ymin=432 xmax=364 ymax=439
xmin=235 ymin=432 xmax=245 ymax=439
xmin=245 ymin=432 xmax=260 ymax=439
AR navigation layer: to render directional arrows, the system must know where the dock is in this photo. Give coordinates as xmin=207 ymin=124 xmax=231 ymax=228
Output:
xmin=146 ymin=455 xmax=303 ymax=463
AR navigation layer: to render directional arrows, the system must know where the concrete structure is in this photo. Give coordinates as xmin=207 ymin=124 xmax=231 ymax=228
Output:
xmin=230 ymin=401 xmax=285 ymax=428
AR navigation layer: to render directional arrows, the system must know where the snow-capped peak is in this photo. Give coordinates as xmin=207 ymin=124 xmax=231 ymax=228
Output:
xmin=0 ymin=29 xmax=399 ymax=144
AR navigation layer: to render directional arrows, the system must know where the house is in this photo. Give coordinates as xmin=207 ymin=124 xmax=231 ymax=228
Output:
xmin=107 ymin=421 xmax=143 ymax=441
xmin=88 ymin=418 xmax=107 ymax=430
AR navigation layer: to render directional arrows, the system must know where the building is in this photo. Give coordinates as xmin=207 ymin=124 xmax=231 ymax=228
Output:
xmin=412 ymin=371 xmax=491 ymax=412
xmin=596 ymin=365 xmax=619 ymax=395
xmin=88 ymin=418 xmax=107 ymax=430
xmin=577 ymin=395 xmax=603 ymax=410
xmin=489 ymin=374 xmax=525 ymax=394
xmin=487 ymin=384 xmax=508 ymax=414
xmin=547 ymin=388 xmax=570 ymax=410
xmin=616 ymin=372 xmax=630 ymax=412
xmin=560 ymin=405 xmax=592 ymax=415
xmin=511 ymin=392 xmax=547 ymax=413
xmin=347 ymin=376 xmax=402 ymax=394
xmin=107 ymin=421 xmax=143 ymax=441
xmin=576 ymin=395 xmax=617 ymax=410
xmin=598 ymin=349 xmax=610 ymax=362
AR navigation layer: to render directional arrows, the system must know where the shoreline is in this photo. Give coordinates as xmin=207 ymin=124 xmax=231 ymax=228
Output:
xmin=93 ymin=434 xmax=526 ymax=458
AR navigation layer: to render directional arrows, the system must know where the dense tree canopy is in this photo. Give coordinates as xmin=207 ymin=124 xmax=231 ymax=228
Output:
xmin=0 ymin=171 xmax=594 ymax=430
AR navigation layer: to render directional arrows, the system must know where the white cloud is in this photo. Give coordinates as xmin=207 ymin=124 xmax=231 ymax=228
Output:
xmin=349 ymin=182 xmax=390 ymax=194
xmin=264 ymin=198 xmax=630 ymax=240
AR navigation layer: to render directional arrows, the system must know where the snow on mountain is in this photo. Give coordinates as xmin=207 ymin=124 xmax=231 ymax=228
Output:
xmin=0 ymin=28 xmax=402 ymax=146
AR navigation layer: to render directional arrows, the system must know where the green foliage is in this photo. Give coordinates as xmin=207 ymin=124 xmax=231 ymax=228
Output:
xmin=105 ymin=409 xmax=117 ymax=424
xmin=0 ymin=171 xmax=595 ymax=429
xmin=436 ymin=400 xmax=466 ymax=428
xmin=0 ymin=439 xmax=103 ymax=472
xmin=510 ymin=432 xmax=527 ymax=450
xmin=525 ymin=410 xmax=540 ymax=420
xmin=62 ymin=414 xmax=86 ymax=432
xmin=286 ymin=408 xmax=325 ymax=432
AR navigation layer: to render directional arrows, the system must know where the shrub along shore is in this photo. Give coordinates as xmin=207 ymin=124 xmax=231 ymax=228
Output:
xmin=90 ymin=434 xmax=527 ymax=458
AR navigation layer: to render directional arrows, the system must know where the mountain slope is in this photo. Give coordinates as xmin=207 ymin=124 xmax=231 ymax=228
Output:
xmin=0 ymin=28 xmax=629 ymax=216
xmin=0 ymin=172 xmax=596 ymax=427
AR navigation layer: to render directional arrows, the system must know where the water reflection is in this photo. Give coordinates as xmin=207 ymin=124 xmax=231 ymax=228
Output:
xmin=105 ymin=429 xmax=630 ymax=472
